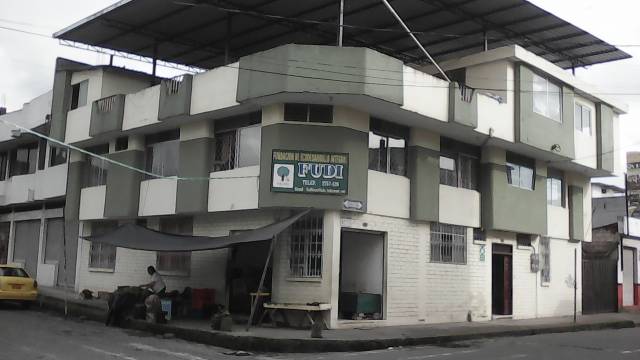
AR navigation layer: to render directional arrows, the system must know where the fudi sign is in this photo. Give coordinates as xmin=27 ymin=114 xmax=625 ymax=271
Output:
xmin=271 ymin=150 xmax=349 ymax=195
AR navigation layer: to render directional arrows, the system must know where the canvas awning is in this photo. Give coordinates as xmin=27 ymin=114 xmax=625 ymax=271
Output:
xmin=81 ymin=210 xmax=310 ymax=251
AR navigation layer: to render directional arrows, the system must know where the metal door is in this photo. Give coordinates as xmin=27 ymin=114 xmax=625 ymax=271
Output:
xmin=582 ymin=241 xmax=618 ymax=314
xmin=13 ymin=220 xmax=41 ymax=277
xmin=623 ymin=248 xmax=636 ymax=306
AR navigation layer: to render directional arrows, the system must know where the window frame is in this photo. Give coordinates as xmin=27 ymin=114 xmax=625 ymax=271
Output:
xmin=546 ymin=170 xmax=565 ymax=207
xmin=49 ymin=146 xmax=68 ymax=167
xmin=430 ymin=223 xmax=467 ymax=265
xmin=144 ymin=129 xmax=180 ymax=179
xmin=157 ymin=217 xmax=193 ymax=276
xmin=289 ymin=213 xmax=323 ymax=279
xmin=9 ymin=143 xmax=39 ymax=177
xmin=283 ymin=103 xmax=333 ymax=124
xmin=574 ymin=102 xmax=592 ymax=135
xmin=88 ymin=221 xmax=118 ymax=271
xmin=532 ymin=73 xmax=562 ymax=123
xmin=85 ymin=144 xmax=109 ymax=187
xmin=506 ymin=152 xmax=536 ymax=191
xmin=212 ymin=124 xmax=261 ymax=172
xmin=0 ymin=152 xmax=8 ymax=181
xmin=368 ymin=119 xmax=408 ymax=177
xmin=69 ymin=80 xmax=88 ymax=111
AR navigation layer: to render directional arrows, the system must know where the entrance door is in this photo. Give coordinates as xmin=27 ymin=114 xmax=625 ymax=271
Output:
xmin=623 ymin=248 xmax=636 ymax=306
xmin=13 ymin=220 xmax=41 ymax=278
xmin=339 ymin=230 xmax=385 ymax=320
xmin=492 ymin=244 xmax=513 ymax=316
xmin=227 ymin=241 xmax=271 ymax=315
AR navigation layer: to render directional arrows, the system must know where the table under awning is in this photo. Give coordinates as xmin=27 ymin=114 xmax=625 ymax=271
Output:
xmin=81 ymin=209 xmax=309 ymax=251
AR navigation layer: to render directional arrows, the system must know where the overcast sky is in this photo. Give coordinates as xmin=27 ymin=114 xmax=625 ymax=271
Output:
xmin=1 ymin=0 xmax=639 ymax=184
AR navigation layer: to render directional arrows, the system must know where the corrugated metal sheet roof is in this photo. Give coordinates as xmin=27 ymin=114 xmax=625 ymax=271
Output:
xmin=54 ymin=0 xmax=631 ymax=70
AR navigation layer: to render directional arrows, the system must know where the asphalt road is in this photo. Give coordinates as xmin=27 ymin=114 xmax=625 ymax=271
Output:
xmin=2 ymin=306 xmax=640 ymax=360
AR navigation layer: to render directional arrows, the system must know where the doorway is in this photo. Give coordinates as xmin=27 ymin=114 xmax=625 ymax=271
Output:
xmin=492 ymin=244 xmax=513 ymax=316
xmin=622 ymin=247 xmax=636 ymax=307
xmin=226 ymin=241 xmax=272 ymax=315
xmin=339 ymin=230 xmax=385 ymax=320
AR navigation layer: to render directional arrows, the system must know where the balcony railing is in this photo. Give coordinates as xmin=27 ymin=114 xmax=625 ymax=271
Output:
xmin=89 ymin=94 xmax=126 ymax=137
xmin=448 ymin=82 xmax=478 ymax=128
xmin=159 ymin=74 xmax=193 ymax=120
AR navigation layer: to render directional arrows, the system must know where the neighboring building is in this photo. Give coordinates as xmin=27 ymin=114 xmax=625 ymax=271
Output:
xmin=7 ymin=0 xmax=631 ymax=328
xmin=0 ymin=91 xmax=69 ymax=288
xmin=592 ymin=182 xmax=624 ymax=199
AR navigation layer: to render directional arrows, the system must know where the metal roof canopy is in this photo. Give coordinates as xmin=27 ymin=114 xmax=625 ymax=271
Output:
xmin=54 ymin=0 xmax=631 ymax=70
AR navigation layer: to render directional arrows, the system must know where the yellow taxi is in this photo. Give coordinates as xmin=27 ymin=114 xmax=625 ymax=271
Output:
xmin=0 ymin=265 xmax=38 ymax=308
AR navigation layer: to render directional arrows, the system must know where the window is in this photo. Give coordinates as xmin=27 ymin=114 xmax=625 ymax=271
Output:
xmin=473 ymin=228 xmax=485 ymax=242
xmin=439 ymin=138 xmax=480 ymax=190
xmin=9 ymin=143 xmax=38 ymax=177
xmin=516 ymin=233 xmax=532 ymax=247
xmin=145 ymin=130 xmax=180 ymax=178
xmin=85 ymin=144 xmax=109 ymax=187
xmin=0 ymin=152 xmax=7 ymax=181
xmin=368 ymin=119 xmax=407 ymax=176
xmin=70 ymin=80 xmax=88 ymax=111
xmin=430 ymin=223 xmax=466 ymax=264
xmin=157 ymin=217 xmax=192 ymax=275
xmin=506 ymin=152 xmax=535 ymax=190
xmin=115 ymin=136 xmax=128 ymax=151
xmin=89 ymin=221 xmax=118 ymax=270
xmin=574 ymin=103 xmax=592 ymax=135
xmin=49 ymin=146 xmax=68 ymax=167
xmin=546 ymin=170 xmax=564 ymax=207
xmin=540 ymin=237 xmax=550 ymax=283
xmin=532 ymin=73 xmax=562 ymax=122
xmin=439 ymin=156 xmax=457 ymax=186
xmin=289 ymin=213 xmax=323 ymax=278
xmin=213 ymin=125 xmax=261 ymax=172
xmin=284 ymin=103 xmax=333 ymax=123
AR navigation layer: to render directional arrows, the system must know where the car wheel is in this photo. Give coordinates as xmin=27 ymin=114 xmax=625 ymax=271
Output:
xmin=21 ymin=301 xmax=31 ymax=310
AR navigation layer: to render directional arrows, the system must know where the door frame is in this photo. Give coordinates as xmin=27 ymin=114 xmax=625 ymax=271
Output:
xmin=622 ymin=246 xmax=637 ymax=306
xmin=492 ymin=244 xmax=513 ymax=316
xmin=339 ymin=228 xmax=387 ymax=321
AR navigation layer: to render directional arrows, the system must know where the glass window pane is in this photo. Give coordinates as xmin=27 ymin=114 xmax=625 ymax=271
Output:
xmin=582 ymin=107 xmax=591 ymax=134
xmin=459 ymin=155 xmax=478 ymax=190
xmin=237 ymin=126 xmax=261 ymax=168
xmin=439 ymin=156 xmax=457 ymax=186
xmin=368 ymin=132 xmax=387 ymax=173
xmin=148 ymin=140 xmax=180 ymax=177
xmin=532 ymin=74 xmax=547 ymax=117
xmin=574 ymin=104 xmax=582 ymax=131
xmin=284 ymin=103 xmax=308 ymax=122
xmin=388 ymin=137 xmax=406 ymax=176
xmin=547 ymin=82 xmax=561 ymax=122
xmin=213 ymin=131 xmax=237 ymax=171
xmin=506 ymin=162 xmax=519 ymax=186
xmin=308 ymin=105 xmax=333 ymax=123
xmin=520 ymin=165 xmax=534 ymax=190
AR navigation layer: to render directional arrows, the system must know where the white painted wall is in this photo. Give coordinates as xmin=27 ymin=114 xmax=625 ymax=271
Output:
xmin=0 ymin=91 xmax=52 ymax=141
xmin=190 ymin=64 xmax=240 ymax=115
xmin=536 ymin=238 xmax=581 ymax=317
xmin=566 ymin=172 xmax=592 ymax=242
xmin=138 ymin=178 xmax=177 ymax=216
xmin=547 ymin=205 xmax=569 ymax=240
xmin=4 ymin=174 xmax=36 ymax=205
xmin=208 ymin=166 xmax=259 ymax=212
xmin=100 ymin=70 xmax=151 ymax=98
xmin=122 ymin=85 xmax=160 ymax=131
xmin=65 ymin=106 xmax=92 ymax=143
xmin=333 ymin=106 xmax=369 ymax=132
xmin=438 ymin=185 xmax=480 ymax=228
xmin=401 ymin=66 xmax=449 ymax=122
xmin=469 ymin=61 xmax=515 ymax=142
xmin=79 ymin=186 xmax=106 ymax=220
xmin=366 ymin=170 xmax=410 ymax=218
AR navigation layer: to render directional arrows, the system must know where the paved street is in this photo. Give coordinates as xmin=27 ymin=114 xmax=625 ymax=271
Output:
xmin=3 ymin=307 xmax=640 ymax=360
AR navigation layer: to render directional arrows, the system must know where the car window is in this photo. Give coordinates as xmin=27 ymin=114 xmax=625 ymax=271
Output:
xmin=0 ymin=267 xmax=28 ymax=277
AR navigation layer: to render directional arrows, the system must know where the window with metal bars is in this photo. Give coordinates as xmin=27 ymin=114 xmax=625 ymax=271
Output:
xmin=540 ymin=237 xmax=551 ymax=283
xmin=157 ymin=217 xmax=192 ymax=275
xmin=289 ymin=213 xmax=323 ymax=278
xmin=430 ymin=223 xmax=466 ymax=264
xmin=213 ymin=125 xmax=261 ymax=172
xmin=89 ymin=221 xmax=118 ymax=270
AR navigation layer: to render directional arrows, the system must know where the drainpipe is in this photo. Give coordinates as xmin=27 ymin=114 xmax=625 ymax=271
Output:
xmin=337 ymin=0 xmax=344 ymax=47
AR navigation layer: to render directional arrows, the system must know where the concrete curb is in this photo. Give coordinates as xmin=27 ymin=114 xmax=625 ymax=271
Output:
xmin=36 ymin=294 xmax=636 ymax=353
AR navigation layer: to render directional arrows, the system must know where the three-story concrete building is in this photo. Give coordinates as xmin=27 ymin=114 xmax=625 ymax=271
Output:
xmin=10 ymin=0 xmax=631 ymax=328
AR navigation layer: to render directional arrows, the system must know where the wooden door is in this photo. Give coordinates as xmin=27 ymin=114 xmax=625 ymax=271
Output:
xmin=503 ymin=255 xmax=513 ymax=315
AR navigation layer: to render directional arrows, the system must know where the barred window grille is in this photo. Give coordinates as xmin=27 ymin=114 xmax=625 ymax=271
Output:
xmin=89 ymin=222 xmax=117 ymax=269
xmin=213 ymin=130 xmax=237 ymax=172
xmin=430 ymin=223 xmax=466 ymax=264
xmin=96 ymin=95 xmax=117 ymax=113
xmin=157 ymin=217 xmax=192 ymax=274
xmin=289 ymin=214 xmax=323 ymax=278
xmin=164 ymin=75 xmax=185 ymax=95
xmin=213 ymin=126 xmax=261 ymax=172
xmin=540 ymin=237 xmax=551 ymax=283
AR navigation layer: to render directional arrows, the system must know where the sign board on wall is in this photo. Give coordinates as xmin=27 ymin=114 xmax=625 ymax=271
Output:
xmin=271 ymin=149 xmax=348 ymax=195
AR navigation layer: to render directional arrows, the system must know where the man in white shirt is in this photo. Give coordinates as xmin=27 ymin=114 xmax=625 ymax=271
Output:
xmin=141 ymin=265 xmax=166 ymax=296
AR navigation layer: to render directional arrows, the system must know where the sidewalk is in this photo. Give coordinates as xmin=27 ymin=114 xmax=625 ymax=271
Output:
xmin=36 ymin=287 xmax=639 ymax=353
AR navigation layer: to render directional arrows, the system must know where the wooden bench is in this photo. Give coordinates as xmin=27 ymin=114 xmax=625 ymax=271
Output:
xmin=259 ymin=303 xmax=331 ymax=328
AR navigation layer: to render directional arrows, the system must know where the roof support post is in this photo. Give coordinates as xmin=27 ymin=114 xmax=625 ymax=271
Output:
xmin=483 ymin=31 xmax=488 ymax=51
xmin=152 ymin=43 xmax=158 ymax=81
xmin=337 ymin=0 xmax=345 ymax=47
xmin=246 ymin=235 xmax=276 ymax=331
xmin=225 ymin=15 xmax=233 ymax=64
xmin=380 ymin=0 xmax=451 ymax=82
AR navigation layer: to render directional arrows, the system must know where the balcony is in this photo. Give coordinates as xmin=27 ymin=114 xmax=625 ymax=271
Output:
xmin=159 ymin=75 xmax=192 ymax=120
xmin=448 ymin=83 xmax=478 ymax=128
xmin=35 ymin=164 xmax=68 ymax=200
xmin=208 ymin=166 xmax=259 ymax=212
xmin=139 ymin=178 xmax=177 ymax=216
xmin=65 ymin=105 xmax=92 ymax=143
xmin=79 ymin=185 xmax=106 ymax=220
xmin=438 ymin=185 xmax=480 ymax=228
xmin=123 ymin=85 xmax=160 ymax=131
xmin=89 ymin=94 xmax=125 ymax=137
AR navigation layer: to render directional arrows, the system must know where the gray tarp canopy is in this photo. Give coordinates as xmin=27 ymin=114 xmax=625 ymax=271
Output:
xmin=81 ymin=210 xmax=309 ymax=251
